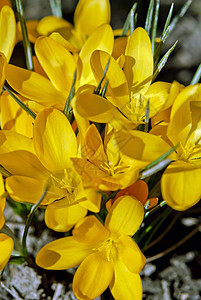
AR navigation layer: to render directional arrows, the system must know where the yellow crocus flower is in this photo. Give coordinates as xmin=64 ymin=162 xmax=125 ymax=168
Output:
xmin=72 ymin=124 xmax=146 ymax=191
xmin=75 ymin=27 xmax=172 ymax=129
xmin=36 ymin=195 xmax=145 ymax=300
xmin=115 ymin=84 xmax=201 ymax=211
xmin=21 ymin=0 xmax=111 ymax=52
xmin=5 ymin=23 xmax=114 ymax=109
xmin=0 ymin=108 xmax=101 ymax=231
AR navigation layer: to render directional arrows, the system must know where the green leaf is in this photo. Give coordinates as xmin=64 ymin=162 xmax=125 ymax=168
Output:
xmin=15 ymin=0 xmax=34 ymax=71
xmin=152 ymin=40 xmax=178 ymax=81
xmin=0 ymin=165 xmax=11 ymax=177
xmin=162 ymin=3 xmax=174 ymax=37
xmin=9 ymin=256 xmax=26 ymax=265
xmin=3 ymin=85 xmax=36 ymax=119
xmin=145 ymin=0 xmax=154 ymax=36
xmin=151 ymin=0 xmax=160 ymax=55
xmin=22 ymin=185 xmax=49 ymax=257
xmin=63 ymin=69 xmax=77 ymax=122
xmin=49 ymin=0 xmax=62 ymax=18
xmin=190 ymin=64 xmax=201 ymax=85
xmin=140 ymin=144 xmax=178 ymax=178
xmin=94 ymin=59 xmax=110 ymax=95
xmin=169 ymin=0 xmax=192 ymax=35
xmin=121 ymin=3 xmax=138 ymax=36
xmin=144 ymin=99 xmax=150 ymax=132
xmin=100 ymin=79 xmax=109 ymax=97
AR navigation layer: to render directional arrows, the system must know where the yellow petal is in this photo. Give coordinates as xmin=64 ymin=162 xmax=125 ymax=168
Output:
xmin=79 ymin=24 xmax=114 ymax=85
xmin=167 ymin=84 xmax=200 ymax=146
xmin=74 ymin=85 xmax=125 ymax=123
xmin=73 ymin=251 xmax=113 ymax=300
xmin=36 ymin=236 xmax=93 ymax=270
xmin=34 ymin=108 xmax=77 ymax=172
xmin=91 ymin=50 xmax=130 ymax=112
xmin=16 ymin=20 xmax=40 ymax=44
xmin=0 ymin=5 xmax=16 ymax=62
xmin=115 ymin=129 xmax=177 ymax=162
xmin=83 ymin=124 xmax=107 ymax=162
xmin=35 ymin=36 xmax=76 ymax=94
xmin=145 ymin=81 xmax=171 ymax=117
xmin=72 ymin=157 xmax=107 ymax=184
xmin=5 ymin=64 xmax=65 ymax=107
xmin=0 ymin=174 xmax=6 ymax=230
xmin=1 ymin=91 xmax=33 ymax=138
xmin=45 ymin=201 xmax=87 ymax=232
xmin=6 ymin=175 xmax=50 ymax=204
xmin=0 ymin=51 xmax=6 ymax=90
xmin=124 ymin=27 xmax=153 ymax=94
xmin=73 ymin=215 xmax=109 ymax=244
xmin=110 ymin=258 xmax=143 ymax=300
xmin=49 ymin=32 xmax=79 ymax=53
xmin=0 ymin=131 xmax=47 ymax=178
xmin=112 ymin=36 xmax=127 ymax=60
xmin=105 ymin=195 xmax=144 ymax=237
xmin=161 ymin=160 xmax=201 ymax=211
xmin=36 ymin=16 xmax=72 ymax=36
xmin=74 ymin=0 xmax=110 ymax=38
xmin=117 ymin=236 xmax=146 ymax=273
xmin=0 ymin=233 xmax=14 ymax=271
xmin=79 ymin=187 xmax=102 ymax=212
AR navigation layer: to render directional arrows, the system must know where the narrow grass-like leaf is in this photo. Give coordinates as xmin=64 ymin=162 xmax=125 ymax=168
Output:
xmin=154 ymin=26 xmax=170 ymax=68
xmin=15 ymin=0 xmax=34 ymax=71
xmin=0 ymin=165 xmax=11 ymax=177
xmin=100 ymin=79 xmax=109 ymax=97
xmin=22 ymin=185 xmax=49 ymax=257
xmin=49 ymin=0 xmax=62 ymax=18
xmin=140 ymin=158 xmax=172 ymax=179
xmin=9 ymin=256 xmax=26 ymax=265
xmin=162 ymin=3 xmax=174 ymax=36
xmin=190 ymin=64 xmax=201 ymax=85
xmin=121 ymin=3 xmax=137 ymax=36
xmin=142 ymin=207 xmax=172 ymax=251
xmin=153 ymin=40 xmax=178 ymax=81
xmin=94 ymin=59 xmax=110 ymax=95
xmin=3 ymin=85 xmax=36 ymax=119
xmin=151 ymin=0 xmax=160 ymax=55
xmin=145 ymin=0 xmax=154 ymax=36
xmin=140 ymin=144 xmax=178 ymax=174
xmin=144 ymin=99 xmax=150 ymax=132
xmin=63 ymin=69 xmax=77 ymax=122
xmin=169 ymin=0 xmax=192 ymax=35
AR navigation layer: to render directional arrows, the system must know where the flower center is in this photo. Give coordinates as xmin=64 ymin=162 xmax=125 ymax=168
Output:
xmin=126 ymin=93 xmax=147 ymax=122
xmin=49 ymin=168 xmax=80 ymax=204
xmin=97 ymin=238 xmax=118 ymax=261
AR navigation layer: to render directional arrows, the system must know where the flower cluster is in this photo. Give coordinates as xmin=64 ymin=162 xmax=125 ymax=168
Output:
xmin=0 ymin=0 xmax=200 ymax=299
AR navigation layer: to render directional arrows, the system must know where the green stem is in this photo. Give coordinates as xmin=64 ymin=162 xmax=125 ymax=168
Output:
xmin=3 ymin=85 xmax=36 ymax=119
xmin=15 ymin=0 xmax=34 ymax=71
xmin=22 ymin=186 xmax=49 ymax=257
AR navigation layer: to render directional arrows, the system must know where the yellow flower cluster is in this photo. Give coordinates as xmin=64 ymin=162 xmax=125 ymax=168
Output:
xmin=0 ymin=0 xmax=200 ymax=299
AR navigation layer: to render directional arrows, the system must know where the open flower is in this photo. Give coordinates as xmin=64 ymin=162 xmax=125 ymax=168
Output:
xmin=0 ymin=174 xmax=14 ymax=271
xmin=5 ymin=23 xmax=114 ymax=110
xmin=19 ymin=0 xmax=111 ymax=52
xmin=115 ymin=84 xmax=201 ymax=211
xmin=72 ymin=124 xmax=146 ymax=191
xmin=75 ymin=27 xmax=171 ymax=129
xmin=36 ymin=195 xmax=145 ymax=300
xmin=0 ymin=108 xmax=101 ymax=231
